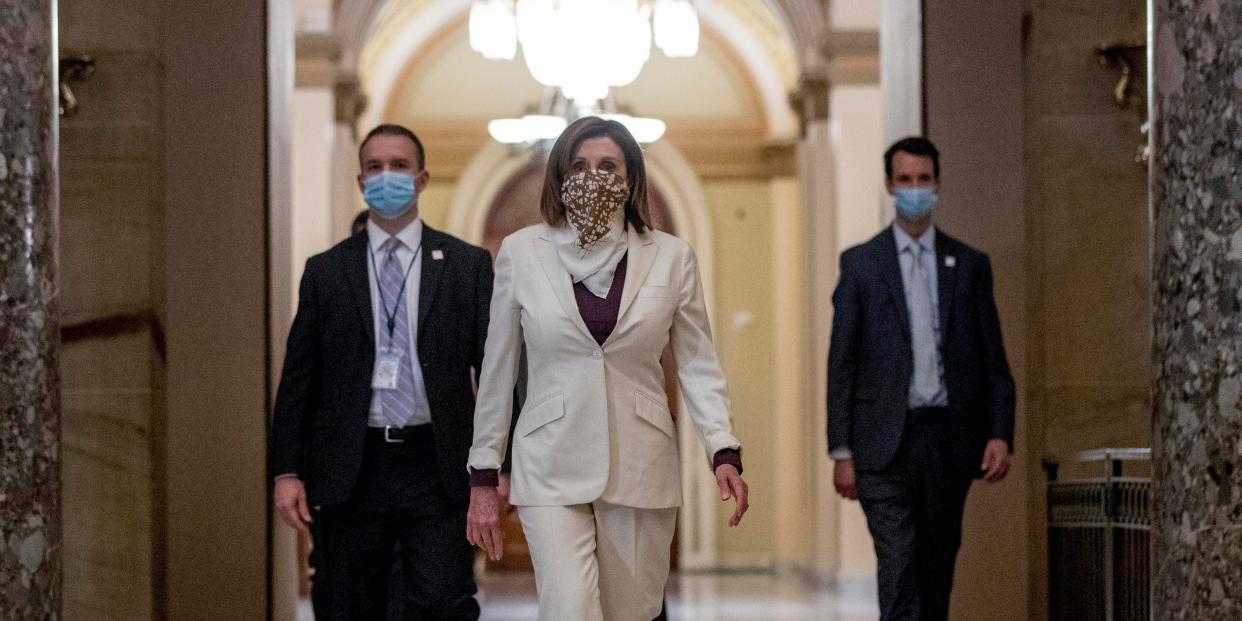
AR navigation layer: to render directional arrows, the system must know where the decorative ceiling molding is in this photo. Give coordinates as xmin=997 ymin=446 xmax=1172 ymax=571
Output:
xmin=763 ymin=0 xmax=829 ymax=72
xmin=820 ymin=30 xmax=879 ymax=59
xmin=334 ymin=0 xmax=385 ymax=68
xmin=820 ymin=29 xmax=880 ymax=85
xmin=295 ymin=33 xmax=342 ymax=87
xmin=788 ymin=71 xmax=830 ymax=137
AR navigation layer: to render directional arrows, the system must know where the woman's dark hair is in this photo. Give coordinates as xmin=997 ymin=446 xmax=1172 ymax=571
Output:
xmin=540 ymin=117 xmax=651 ymax=233
xmin=884 ymin=136 xmax=940 ymax=179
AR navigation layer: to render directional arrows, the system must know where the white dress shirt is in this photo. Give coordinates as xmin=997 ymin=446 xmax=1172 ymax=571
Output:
xmin=365 ymin=217 xmax=432 ymax=427
xmin=892 ymin=222 xmax=949 ymax=408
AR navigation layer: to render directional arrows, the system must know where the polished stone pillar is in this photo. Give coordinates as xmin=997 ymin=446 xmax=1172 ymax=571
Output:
xmin=1151 ymin=2 xmax=1242 ymax=619
xmin=0 ymin=0 xmax=62 ymax=618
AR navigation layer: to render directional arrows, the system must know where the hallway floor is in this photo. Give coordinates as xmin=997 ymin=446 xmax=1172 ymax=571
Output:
xmin=296 ymin=571 xmax=878 ymax=620
xmin=477 ymin=571 xmax=878 ymax=621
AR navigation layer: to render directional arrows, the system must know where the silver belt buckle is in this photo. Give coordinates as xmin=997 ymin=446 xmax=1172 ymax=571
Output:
xmin=383 ymin=426 xmax=405 ymax=443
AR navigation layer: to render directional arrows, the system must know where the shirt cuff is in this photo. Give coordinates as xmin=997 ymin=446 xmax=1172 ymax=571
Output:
xmin=470 ymin=468 xmax=499 ymax=487
xmin=274 ymin=473 xmax=299 ymax=482
xmin=712 ymin=448 xmax=743 ymax=475
xmin=829 ymin=447 xmax=854 ymax=461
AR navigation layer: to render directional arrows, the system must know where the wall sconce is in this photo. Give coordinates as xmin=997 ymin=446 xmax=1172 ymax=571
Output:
xmin=1094 ymin=41 xmax=1148 ymax=166
xmin=59 ymin=54 xmax=96 ymax=117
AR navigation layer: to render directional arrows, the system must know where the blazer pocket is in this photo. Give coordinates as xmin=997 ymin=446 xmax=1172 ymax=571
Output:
xmin=516 ymin=393 xmax=565 ymax=437
xmin=638 ymin=285 xmax=672 ymax=299
xmin=635 ymin=391 xmax=676 ymax=439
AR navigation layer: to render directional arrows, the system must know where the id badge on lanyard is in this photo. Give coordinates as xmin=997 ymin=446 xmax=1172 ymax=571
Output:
xmin=372 ymin=346 xmax=404 ymax=390
xmin=368 ymin=238 xmax=421 ymax=392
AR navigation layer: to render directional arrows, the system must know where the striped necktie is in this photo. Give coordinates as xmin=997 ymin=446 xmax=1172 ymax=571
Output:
xmin=379 ymin=238 xmax=417 ymax=428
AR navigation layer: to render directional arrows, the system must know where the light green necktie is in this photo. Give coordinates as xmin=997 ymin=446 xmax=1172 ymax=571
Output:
xmin=907 ymin=243 xmax=940 ymax=402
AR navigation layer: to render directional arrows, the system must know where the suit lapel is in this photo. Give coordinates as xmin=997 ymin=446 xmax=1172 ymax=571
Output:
xmin=417 ymin=226 xmax=446 ymax=336
xmin=877 ymin=229 xmax=910 ymax=336
xmin=533 ymin=230 xmax=598 ymax=345
xmin=344 ymin=232 xmax=376 ymax=345
xmin=610 ymin=227 xmax=657 ymax=335
xmin=935 ymin=232 xmax=957 ymax=334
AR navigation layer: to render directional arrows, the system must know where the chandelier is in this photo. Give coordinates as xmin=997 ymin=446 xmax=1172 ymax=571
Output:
xmin=487 ymin=88 xmax=668 ymax=145
xmin=469 ymin=0 xmax=701 ymax=103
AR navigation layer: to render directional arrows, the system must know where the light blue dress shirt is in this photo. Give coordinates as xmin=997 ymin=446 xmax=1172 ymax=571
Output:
xmin=893 ymin=223 xmax=950 ymax=408
xmin=365 ymin=217 xmax=432 ymax=427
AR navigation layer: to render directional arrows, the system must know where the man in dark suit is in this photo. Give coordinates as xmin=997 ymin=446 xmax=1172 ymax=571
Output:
xmin=827 ymin=136 xmax=1015 ymax=621
xmin=270 ymin=124 xmax=493 ymax=619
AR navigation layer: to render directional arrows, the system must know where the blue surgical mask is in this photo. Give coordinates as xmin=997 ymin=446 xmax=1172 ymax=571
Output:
xmin=893 ymin=186 xmax=939 ymax=218
xmin=363 ymin=171 xmax=418 ymax=220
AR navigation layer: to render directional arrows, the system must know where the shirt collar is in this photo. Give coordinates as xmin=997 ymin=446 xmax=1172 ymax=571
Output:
xmin=367 ymin=216 xmax=424 ymax=255
xmin=893 ymin=221 xmax=936 ymax=255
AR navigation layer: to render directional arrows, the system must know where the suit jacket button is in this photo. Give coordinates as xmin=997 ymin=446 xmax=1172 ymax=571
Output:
xmin=592 ymin=350 xmax=602 ymax=359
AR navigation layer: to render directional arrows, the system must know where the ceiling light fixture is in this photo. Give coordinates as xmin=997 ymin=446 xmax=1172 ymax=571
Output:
xmin=468 ymin=0 xmax=700 ymax=104
xmin=487 ymin=88 xmax=667 ymax=145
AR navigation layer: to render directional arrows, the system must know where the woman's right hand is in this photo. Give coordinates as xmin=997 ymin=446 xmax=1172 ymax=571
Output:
xmin=467 ymin=486 xmax=505 ymax=561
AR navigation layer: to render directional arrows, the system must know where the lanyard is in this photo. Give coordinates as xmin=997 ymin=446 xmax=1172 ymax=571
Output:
xmin=368 ymin=239 xmax=423 ymax=340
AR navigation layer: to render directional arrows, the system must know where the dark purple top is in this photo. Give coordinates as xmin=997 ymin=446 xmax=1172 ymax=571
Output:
xmin=470 ymin=253 xmax=741 ymax=488
xmin=575 ymin=255 xmax=628 ymax=345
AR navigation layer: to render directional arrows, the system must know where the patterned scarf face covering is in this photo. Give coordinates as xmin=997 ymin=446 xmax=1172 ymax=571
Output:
xmin=561 ymin=170 xmax=630 ymax=257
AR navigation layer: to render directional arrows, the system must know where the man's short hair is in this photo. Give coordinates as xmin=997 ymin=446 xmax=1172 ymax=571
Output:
xmin=359 ymin=124 xmax=426 ymax=170
xmin=884 ymin=136 xmax=940 ymax=179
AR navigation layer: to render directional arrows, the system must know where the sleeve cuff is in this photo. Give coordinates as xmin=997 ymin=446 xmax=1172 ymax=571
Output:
xmin=470 ymin=468 xmax=499 ymax=487
xmin=468 ymin=447 xmax=502 ymax=472
xmin=274 ymin=473 xmax=299 ymax=482
xmin=712 ymin=448 xmax=743 ymax=475
xmin=829 ymin=447 xmax=853 ymax=461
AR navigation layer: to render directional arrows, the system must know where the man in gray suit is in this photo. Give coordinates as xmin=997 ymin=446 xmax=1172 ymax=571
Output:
xmin=826 ymin=136 xmax=1015 ymax=621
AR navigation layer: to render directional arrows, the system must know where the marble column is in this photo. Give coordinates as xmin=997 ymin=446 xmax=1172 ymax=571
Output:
xmin=0 ymin=0 xmax=62 ymax=618
xmin=1151 ymin=1 xmax=1242 ymax=619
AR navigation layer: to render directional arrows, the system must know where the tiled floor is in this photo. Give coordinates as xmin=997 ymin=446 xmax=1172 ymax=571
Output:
xmin=298 ymin=571 xmax=879 ymax=620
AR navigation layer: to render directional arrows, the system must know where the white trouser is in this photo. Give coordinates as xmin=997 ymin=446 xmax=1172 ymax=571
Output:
xmin=518 ymin=501 xmax=677 ymax=621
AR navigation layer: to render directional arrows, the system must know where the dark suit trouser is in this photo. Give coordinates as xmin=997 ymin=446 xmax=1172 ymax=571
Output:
xmin=310 ymin=427 xmax=479 ymax=621
xmin=856 ymin=418 xmax=972 ymax=621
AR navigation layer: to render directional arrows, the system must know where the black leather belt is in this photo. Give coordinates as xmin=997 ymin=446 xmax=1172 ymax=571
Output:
xmin=366 ymin=424 xmax=431 ymax=444
xmin=907 ymin=406 xmax=950 ymax=424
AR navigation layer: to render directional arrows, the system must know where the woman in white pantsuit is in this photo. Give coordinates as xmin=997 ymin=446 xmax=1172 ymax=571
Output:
xmin=466 ymin=117 xmax=750 ymax=621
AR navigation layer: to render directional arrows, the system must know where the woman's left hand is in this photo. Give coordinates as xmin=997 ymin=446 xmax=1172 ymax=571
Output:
xmin=467 ymin=486 xmax=505 ymax=561
xmin=714 ymin=464 xmax=749 ymax=527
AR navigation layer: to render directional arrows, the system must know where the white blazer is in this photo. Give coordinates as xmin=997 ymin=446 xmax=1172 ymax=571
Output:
xmin=469 ymin=224 xmax=740 ymax=508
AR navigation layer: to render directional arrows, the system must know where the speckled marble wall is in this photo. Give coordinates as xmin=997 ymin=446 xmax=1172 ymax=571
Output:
xmin=1151 ymin=1 xmax=1242 ymax=619
xmin=0 ymin=0 xmax=61 ymax=618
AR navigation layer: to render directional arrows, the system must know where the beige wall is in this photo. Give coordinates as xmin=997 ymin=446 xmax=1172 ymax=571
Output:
xmin=415 ymin=179 xmax=458 ymax=231
xmin=703 ymin=178 xmax=779 ymax=565
xmin=925 ymin=1 xmax=1031 ymax=619
xmin=59 ymin=1 xmax=164 ymax=616
xmin=59 ymin=1 xmax=279 ymax=618
xmin=162 ymin=0 xmax=274 ymax=618
xmin=828 ymin=84 xmax=886 ymax=583
xmin=1022 ymin=1 xmax=1150 ymax=617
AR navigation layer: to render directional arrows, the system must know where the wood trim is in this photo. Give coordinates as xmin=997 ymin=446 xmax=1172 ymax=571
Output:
xmin=61 ymin=309 xmax=167 ymax=361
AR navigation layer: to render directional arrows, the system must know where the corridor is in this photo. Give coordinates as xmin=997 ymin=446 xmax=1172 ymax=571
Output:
xmin=295 ymin=572 xmax=879 ymax=621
